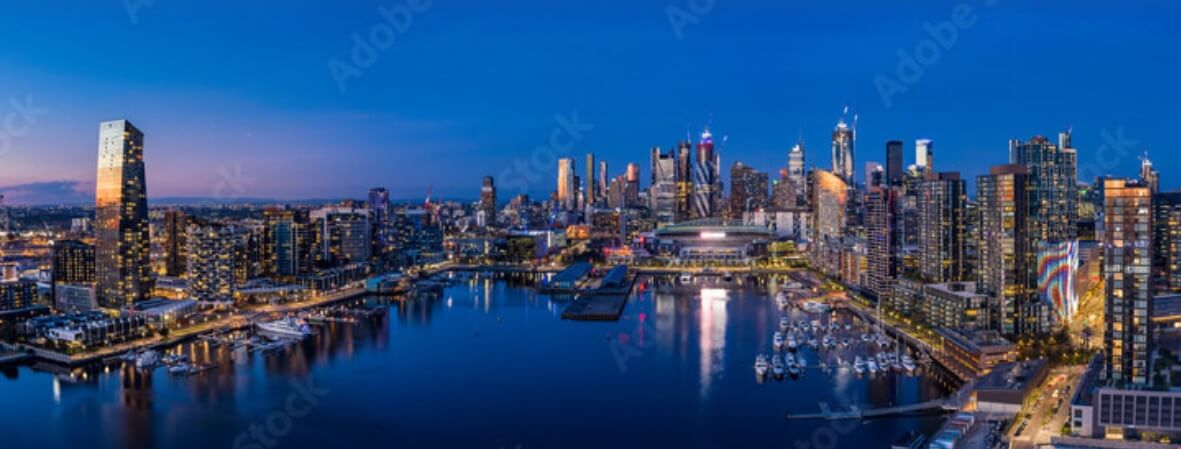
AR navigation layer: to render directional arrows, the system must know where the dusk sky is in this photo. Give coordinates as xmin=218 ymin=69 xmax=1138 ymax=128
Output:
xmin=0 ymin=0 xmax=1177 ymax=204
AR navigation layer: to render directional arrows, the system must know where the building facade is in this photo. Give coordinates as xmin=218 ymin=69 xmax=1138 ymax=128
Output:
xmin=1103 ymin=179 xmax=1154 ymax=385
xmin=95 ymin=120 xmax=151 ymax=308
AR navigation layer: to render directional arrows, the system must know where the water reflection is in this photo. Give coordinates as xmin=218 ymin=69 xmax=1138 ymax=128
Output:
xmin=698 ymin=288 xmax=729 ymax=398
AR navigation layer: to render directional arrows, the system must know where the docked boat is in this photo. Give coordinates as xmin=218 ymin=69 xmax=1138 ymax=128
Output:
xmin=786 ymin=335 xmax=798 ymax=351
xmin=256 ymin=317 xmax=313 ymax=339
xmin=135 ymin=350 xmax=159 ymax=369
xmin=776 ymin=292 xmax=789 ymax=309
xmin=853 ymin=356 xmax=867 ymax=375
xmin=808 ymin=338 xmax=819 ymax=349
xmin=797 ymin=355 xmax=807 ymax=370
xmin=773 ymin=332 xmax=785 ymax=351
xmin=771 ymin=355 xmax=786 ymax=377
xmin=866 ymin=360 xmax=879 ymax=374
xmin=779 ymin=317 xmax=790 ymax=332
xmin=754 ymin=355 xmax=769 ymax=377
xmin=901 ymin=354 xmax=916 ymax=373
xmin=679 ymin=273 xmax=693 ymax=284
xmin=168 ymin=363 xmax=191 ymax=375
xmin=722 ymin=272 xmax=734 ymax=282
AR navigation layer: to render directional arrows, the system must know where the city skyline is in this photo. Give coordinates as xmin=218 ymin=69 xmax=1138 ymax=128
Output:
xmin=0 ymin=2 xmax=1178 ymax=203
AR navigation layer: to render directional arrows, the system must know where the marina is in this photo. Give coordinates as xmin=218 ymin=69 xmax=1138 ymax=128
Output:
xmin=1 ymin=274 xmax=953 ymax=449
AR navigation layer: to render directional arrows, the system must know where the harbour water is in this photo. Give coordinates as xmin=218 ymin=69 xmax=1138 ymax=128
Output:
xmin=0 ymin=274 xmax=955 ymax=449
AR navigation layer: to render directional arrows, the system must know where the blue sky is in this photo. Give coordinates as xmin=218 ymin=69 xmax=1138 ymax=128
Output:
xmin=0 ymin=1 xmax=1176 ymax=204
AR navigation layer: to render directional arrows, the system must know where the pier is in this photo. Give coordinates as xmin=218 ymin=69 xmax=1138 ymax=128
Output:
xmin=560 ymin=266 xmax=637 ymax=320
xmin=785 ymin=378 xmax=976 ymax=421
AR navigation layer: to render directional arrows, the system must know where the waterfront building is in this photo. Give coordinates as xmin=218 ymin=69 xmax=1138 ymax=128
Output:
xmin=557 ymin=157 xmax=577 ymax=211
xmin=919 ymin=172 xmax=967 ymax=283
xmin=51 ymin=239 xmax=95 ymax=286
xmin=162 ymin=210 xmax=189 ymax=277
xmin=312 ymin=206 xmax=372 ymax=266
xmin=885 ymin=140 xmax=904 ymax=187
xmin=915 ymin=139 xmax=933 ymax=171
xmin=937 ymin=329 xmax=1015 ymax=375
xmin=922 ymin=281 xmax=990 ymax=331
xmin=809 ymin=169 xmax=848 ymax=279
xmin=1010 ymin=133 xmax=1079 ymax=243
xmin=185 ymin=222 xmax=240 ymax=304
xmin=0 ymin=279 xmax=37 ymax=312
xmin=479 ymin=176 xmax=497 ymax=228
xmin=263 ymin=208 xmax=304 ymax=279
xmin=95 ymin=119 xmax=151 ymax=308
xmin=1103 ymin=178 xmax=1154 ymax=385
xmin=728 ymin=162 xmax=768 ymax=219
xmin=54 ymin=284 xmax=97 ymax=312
xmin=865 ymin=185 xmax=899 ymax=301
xmin=649 ymin=220 xmax=771 ymax=263
xmin=831 ymin=118 xmax=855 ymax=185
xmin=978 ymin=164 xmax=1042 ymax=337
xmin=975 ymin=359 xmax=1049 ymax=415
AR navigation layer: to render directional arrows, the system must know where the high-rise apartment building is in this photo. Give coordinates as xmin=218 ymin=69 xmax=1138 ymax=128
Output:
xmin=675 ymin=141 xmax=693 ymax=221
xmin=919 ymin=172 xmax=967 ymax=283
xmin=693 ymin=129 xmax=721 ymax=219
xmin=557 ymin=158 xmax=577 ymax=211
xmin=865 ymin=185 xmax=899 ymax=300
xmin=809 ymin=169 xmax=848 ymax=279
xmin=978 ymin=165 xmax=1041 ymax=337
xmin=728 ymin=162 xmax=768 ymax=218
xmin=649 ymin=147 xmax=678 ymax=223
xmin=788 ymin=141 xmax=806 ymax=203
xmin=1103 ymin=179 xmax=1154 ymax=385
xmin=95 ymin=120 xmax=151 ymax=308
xmin=186 ymin=222 xmax=239 ymax=304
xmin=916 ymin=139 xmax=933 ymax=171
xmin=52 ymin=239 xmax=95 ymax=285
xmin=1010 ymin=134 xmax=1078 ymax=243
xmin=585 ymin=153 xmax=597 ymax=205
xmin=162 ymin=210 xmax=189 ymax=277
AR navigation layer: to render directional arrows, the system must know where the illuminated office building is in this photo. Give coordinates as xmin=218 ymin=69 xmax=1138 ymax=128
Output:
xmin=978 ymin=165 xmax=1041 ymax=337
xmin=919 ymin=172 xmax=967 ymax=283
xmin=1010 ymin=133 xmax=1078 ymax=243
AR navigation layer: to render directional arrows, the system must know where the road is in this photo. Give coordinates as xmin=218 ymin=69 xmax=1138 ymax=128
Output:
xmin=1007 ymin=365 xmax=1087 ymax=449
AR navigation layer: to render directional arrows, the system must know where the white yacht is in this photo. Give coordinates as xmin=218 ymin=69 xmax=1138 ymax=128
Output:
xmin=901 ymin=354 xmax=916 ymax=373
xmin=722 ymin=272 xmax=734 ymax=282
xmin=256 ymin=317 xmax=313 ymax=339
xmin=796 ymin=355 xmax=807 ymax=370
xmin=786 ymin=335 xmax=799 ymax=351
xmin=776 ymin=292 xmax=789 ymax=309
xmin=779 ymin=317 xmax=790 ymax=332
xmin=866 ymin=360 xmax=879 ymax=374
xmin=771 ymin=355 xmax=786 ymax=377
xmin=773 ymin=332 xmax=785 ymax=351
xmin=679 ymin=273 xmax=693 ymax=284
xmin=135 ymin=350 xmax=159 ymax=369
xmin=754 ymin=355 xmax=769 ymax=377
xmin=853 ymin=356 xmax=867 ymax=375
xmin=168 ymin=363 xmax=191 ymax=375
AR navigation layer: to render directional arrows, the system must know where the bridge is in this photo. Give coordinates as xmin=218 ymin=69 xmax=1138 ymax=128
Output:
xmin=785 ymin=378 xmax=976 ymax=421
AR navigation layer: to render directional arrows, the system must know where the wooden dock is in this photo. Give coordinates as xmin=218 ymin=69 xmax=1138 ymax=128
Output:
xmin=561 ymin=294 xmax=630 ymax=321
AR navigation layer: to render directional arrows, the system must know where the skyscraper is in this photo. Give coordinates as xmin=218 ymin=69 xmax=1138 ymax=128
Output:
xmin=263 ymin=208 xmax=302 ymax=279
xmin=885 ymin=140 xmax=904 ymax=186
xmin=1153 ymin=192 xmax=1181 ymax=293
xmin=163 ymin=209 xmax=190 ymax=277
xmin=978 ymin=165 xmax=1040 ymax=337
xmin=598 ymin=160 xmax=609 ymax=201
xmin=557 ymin=158 xmax=576 ymax=211
xmin=585 ymin=153 xmax=597 ymax=205
xmin=919 ymin=172 xmax=967 ymax=283
xmin=95 ymin=120 xmax=151 ymax=308
xmin=1141 ymin=152 xmax=1160 ymax=194
xmin=865 ymin=162 xmax=884 ymax=189
xmin=865 ymin=185 xmax=899 ymax=300
xmin=368 ymin=187 xmax=391 ymax=257
xmin=479 ymin=176 xmax=497 ymax=227
xmin=916 ymin=139 xmax=933 ymax=171
xmin=52 ymin=240 xmax=95 ymax=286
xmin=788 ymin=141 xmax=806 ymax=205
xmin=728 ymin=162 xmax=769 ymax=218
xmin=831 ymin=119 xmax=855 ymax=184
xmin=693 ymin=129 xmax=721 ymax=219
xmin=649 ymin=147 xmax=677 ymax=223
xmin=810 ymin=169 xmax=848 ymax=279
xmin=1010 ymin=134 xmax=1078 ymax=243
xmin=676 ymin=141 xmax=693 ymax=221
xmin=1103 ymin=179 xmax=1153 ymax=385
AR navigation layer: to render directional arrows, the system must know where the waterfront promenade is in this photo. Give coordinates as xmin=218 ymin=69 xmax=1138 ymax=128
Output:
xmin=12 ymin=286 xmax=369 ymax=366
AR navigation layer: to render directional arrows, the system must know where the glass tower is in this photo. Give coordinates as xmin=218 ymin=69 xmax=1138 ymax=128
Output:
xmin=95 ymin=120 xmax=151 ymax=309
